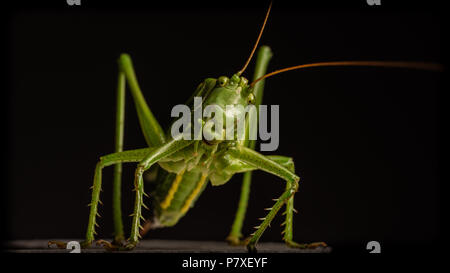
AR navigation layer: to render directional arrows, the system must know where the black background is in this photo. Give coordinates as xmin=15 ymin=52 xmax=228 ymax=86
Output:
xmin=4 ymin=0 xmax=442 ymax=253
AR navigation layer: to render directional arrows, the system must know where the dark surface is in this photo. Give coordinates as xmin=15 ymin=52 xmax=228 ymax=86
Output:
xmin=5 ymin=240 xmax=331 ymax=253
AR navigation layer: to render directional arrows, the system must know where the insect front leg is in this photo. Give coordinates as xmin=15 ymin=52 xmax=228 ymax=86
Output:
xmin=227 ymin=146 xmax=325 ymax=253
xmin=227 ymin=155 xmax=306 ymax=246
xmin=271 ymin=156 xmax=327 ymax=249
xmin=226 ymin=156 xmax=294 ymax=245
xmin=124 ymin=139 xmax=193 ymax=250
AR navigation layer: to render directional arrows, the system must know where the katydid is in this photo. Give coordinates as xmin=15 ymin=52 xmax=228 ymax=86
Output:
xmin=48 ymin=3 xmax=441 ymax=252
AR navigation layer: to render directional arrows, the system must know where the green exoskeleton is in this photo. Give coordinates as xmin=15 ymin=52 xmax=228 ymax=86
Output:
xmin=49 ymin=3 xmax=441 ymax=252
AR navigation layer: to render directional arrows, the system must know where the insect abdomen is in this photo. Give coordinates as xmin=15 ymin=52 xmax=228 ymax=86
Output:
xmin=151 ymin=169 xmax=208 ymax=227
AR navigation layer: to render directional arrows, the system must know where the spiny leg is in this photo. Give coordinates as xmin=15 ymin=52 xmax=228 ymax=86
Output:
xmin=227 ymin=155 xmax=299 ymax=245
xmin=275 ymin=157 xmax=327 ymax=249
xmin=125 ymin=139 xmax=194 ymax=250
xmin=227 ymin=46 xmax=273 ymax=245
xmin=227 ymin=146 xmax=298 ymax=252
xmin=90 ymin=148 xmax=159 ymax=250
xmin=120 ymin=56 xmax=219 ymax=241
xmin=227 ymin=146 xmax=324 ymax=253
xmin=48 ymin=148 xmax=154 ymax=250
xmin=50 ymin=161 xmax=108 ymax=249
xmin=112 ymin=54 xmax=167 ymax=245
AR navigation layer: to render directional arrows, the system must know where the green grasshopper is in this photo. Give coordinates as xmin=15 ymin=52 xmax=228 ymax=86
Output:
xmin=49 ymin=3 xmax=441 ymax=252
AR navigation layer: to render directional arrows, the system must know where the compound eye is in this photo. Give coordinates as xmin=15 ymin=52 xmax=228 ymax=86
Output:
xmin=218 ymin=76 xmax=229 ymax=87
xmin=247 ymin=93 xmax=255 ymax=104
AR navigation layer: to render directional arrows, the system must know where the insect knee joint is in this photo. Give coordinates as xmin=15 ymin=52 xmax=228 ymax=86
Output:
xmin=291 ymin=179 xmax=299 ymax=192
xmin=135 ymin=165 xmax=145 ymax=176
xmin=96 ymin=160 xmax=105 ymax=169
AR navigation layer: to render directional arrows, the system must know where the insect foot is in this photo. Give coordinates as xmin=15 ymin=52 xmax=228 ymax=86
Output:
xmin=285 ymin=240 xmax=328 ymax=249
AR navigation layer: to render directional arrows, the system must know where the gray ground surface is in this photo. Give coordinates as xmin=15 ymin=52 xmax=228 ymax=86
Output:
xmin=5 ymin=239 xmax=331 ymax=253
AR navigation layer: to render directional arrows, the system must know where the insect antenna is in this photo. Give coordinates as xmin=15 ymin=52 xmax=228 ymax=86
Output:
xmin=237 ymin=1 xmax=272 ymax=76
xmin=250 ymin=61 xmax=443 ymax=87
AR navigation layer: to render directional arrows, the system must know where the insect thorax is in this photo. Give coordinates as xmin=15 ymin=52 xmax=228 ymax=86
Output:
xmin=150 ymin=140 xmax=245 ymax=226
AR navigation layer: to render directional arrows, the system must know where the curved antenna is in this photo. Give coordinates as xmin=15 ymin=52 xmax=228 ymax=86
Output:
xmin=250 ymin=61 xmax=443 ymax=87
xmin=237 ymin=1 xmax=272 ymax=76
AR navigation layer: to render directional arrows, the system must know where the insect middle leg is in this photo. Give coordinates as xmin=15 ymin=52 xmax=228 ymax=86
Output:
xmin=48 ymin=148 xmax=154 ymax=249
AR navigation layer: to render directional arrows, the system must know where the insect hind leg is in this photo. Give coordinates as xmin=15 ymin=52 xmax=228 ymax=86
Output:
xmin=112 ymin=53 xmax=167 ymax=244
